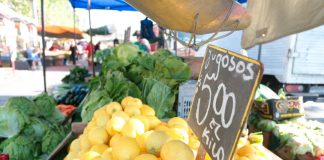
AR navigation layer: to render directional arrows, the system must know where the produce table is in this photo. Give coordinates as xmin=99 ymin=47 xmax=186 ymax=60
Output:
xmin=49 ymin=122 xmax=282 ymax=160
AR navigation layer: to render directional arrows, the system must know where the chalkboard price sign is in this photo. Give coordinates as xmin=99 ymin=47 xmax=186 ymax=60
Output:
xmin=188 ymin=45 xmax=263 ymax=160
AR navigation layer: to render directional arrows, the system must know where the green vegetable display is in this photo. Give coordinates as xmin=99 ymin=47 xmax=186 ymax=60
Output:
xmin=248 ymin=112 xmax=324 ymax=158
xmin=80 ymin=43 xmax=190 ymax=122
xmin=62 ymin=66 xmax=91 ymax=84
xmin=0 ymin=93 xmax=70 ymax=159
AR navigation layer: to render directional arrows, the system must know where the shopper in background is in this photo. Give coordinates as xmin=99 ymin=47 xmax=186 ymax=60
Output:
xmin=113 ymin=38 xmax=119 ymax=47
xmin=133 ymin=31 xmax=151 ymax=53
xmin=69 ymin=42 xmax=78 ymax=65
xmin=85 ymin=42 xmax=94 ymax=67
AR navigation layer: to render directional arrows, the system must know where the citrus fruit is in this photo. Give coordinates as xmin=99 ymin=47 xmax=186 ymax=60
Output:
xmin=95 ymin=113 xmax=110 ymax=127
xmin=79 ymin=134 xmax=91 ymax=151
xmin=93 ymin=107 xmax=108 ymax=120
xmin=112 ymin=136 xmax=140 ymax=160
xmin=133 ymin=115 xmax=150 ymax=131
xmin=88 ymin=127 xmax=109 ymax=145
xmin=109 ymin=134 xmax=122 ymax=147
xmin=237 ymin=145 xmax=256 ymax=157
xmin=140 ymin=105 xmax=155 ymax=116
xmin=134 ymin=154 xmax=158 ymax=160
xmin=136 ymin=131 xmax=153 ymax=153
xmin=81 ymin=151 xmax=101 ymax=160
xmin=145 ymin=131 xmax=170 ymax=156
xmin=167 ymin=117 xmax=189 ymax=132
xmin=154 ymin=124 xmax=169 ymax=132
xmin=166 ymin=128 xmax=189 ymax=144
xmin=112 ymin=111 xmax=130 ymax=121
xmin=101 ymin=148 xmax=113 ymax=159
xmin=69 ymin=138 xmax=81 ymax=152
xmin=121 ymin=96 xmax=143 ymax=109
xmin=106 ymin=116 xmax=126 ymax=136
xmin=105 ymin=102 xmax=123 ymax=115
xmin=121 ymin=118 xmax=145 ymax=138
xmin=90 ymin=144 xmax=109 ymax=154
xmin=145 ymin=116 xmax=161 ymax=129
xmin=124 ymin=107 xmax=141 ymax=117
xmin=160 ymin=140 xmax=194 ymax=160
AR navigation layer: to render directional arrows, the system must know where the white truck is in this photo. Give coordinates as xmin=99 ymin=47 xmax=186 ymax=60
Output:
xmin=196 ymin=25 xmax=324 ymax=101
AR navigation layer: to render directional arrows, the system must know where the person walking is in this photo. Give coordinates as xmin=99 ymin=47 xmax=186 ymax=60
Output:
xmin=69 ymin=42 xmax=78 ymax=65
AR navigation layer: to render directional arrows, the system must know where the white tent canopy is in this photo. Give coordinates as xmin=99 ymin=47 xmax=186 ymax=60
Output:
xmin=242 ymin=0 xmax=324 ymax=49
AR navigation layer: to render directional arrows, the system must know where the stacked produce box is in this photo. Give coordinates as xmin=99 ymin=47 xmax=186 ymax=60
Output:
xmin=250 ymin=85 xmax=324 ymax=160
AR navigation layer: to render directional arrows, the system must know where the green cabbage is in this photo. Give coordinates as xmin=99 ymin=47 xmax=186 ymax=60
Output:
xmin=33 ymin=93 xmax=56 ymax=117
xmin=0 ymin=107 xmax=28 ymax=138
xmin=22 ymin=117 xmax=48 ymax=141
xmin=0 ymin=135 xmax=40 ymax=160
xmin=5 ymin=97 xmax=37 ymax=116
xmin=41 ymin=124 xmax=67 ymax=154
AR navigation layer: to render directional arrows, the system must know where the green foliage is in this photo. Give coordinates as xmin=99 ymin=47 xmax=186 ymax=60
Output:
xmin=0 ymin=107 xmax=28 ymax=138
xmin=80 ymin=44 xmax=191 ymax=121
xmin=5 ymin=97 xmax=37 ymax=116
xmin=33 ymin=93 xmax=56 ymax=117
xmin=62 ymin=66 xmax=91 ymax=84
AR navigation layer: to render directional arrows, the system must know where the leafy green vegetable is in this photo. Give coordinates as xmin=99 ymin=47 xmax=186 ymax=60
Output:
xmin=94 ymin=48 xmax=111 ymax=63
xmin=22 ymin=117 xmax=48 ymax=141
xmin=41 ymin=124 xmax=67 ymax=154
xmin=79 ymin=45 xmax=191 ymax=121
xmin=5 ymin=97 xmax=37 ymax=116
xmin=140 ymin=78 xmax=176 ymax=118
xmin=47 ymin=108 xmax=65 ymax=124
xmin=0 ymin=135 xmax=39 ymax=160
xmin=62 ymin=66 xmax=90 ymax=84
xmin=256 ymin=119 xmax=277 ymax=132
xmin=0 ymin=107 xmax=28 ymax=138
xmin=33 ymin=93 xmax=56 ymax=117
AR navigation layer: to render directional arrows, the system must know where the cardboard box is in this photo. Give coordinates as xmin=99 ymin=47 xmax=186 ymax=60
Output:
xmin=254 ymin=97 xmax=304 ymax=120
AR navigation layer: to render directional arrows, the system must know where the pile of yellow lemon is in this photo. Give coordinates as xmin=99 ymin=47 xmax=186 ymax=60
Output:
xmin=65 ymin=96 xmax=200 ymax=160
xmin=204 ymin=132 xmax=271 ymax=160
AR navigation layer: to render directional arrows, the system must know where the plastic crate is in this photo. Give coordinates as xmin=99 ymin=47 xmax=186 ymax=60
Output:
xmin=177 ymin=80 xmax=197 ymax=118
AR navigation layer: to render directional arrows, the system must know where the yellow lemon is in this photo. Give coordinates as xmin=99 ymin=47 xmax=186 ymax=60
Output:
xmin=93 ymin=158 xmax=109 ymax=160
xmin=121 ymin=96 xmax=143 ymax=109
xmin=133 ymin=115 xmax=150 ymax=131
xmin=79 ymin=134 xmax=91 ymax=151
xmin=95 ymin=113 xmax=110 ymax=127
xmin=154 ymin=124 xmax=169 ymax=132
xmin=105 ymin=102 xmax=123 ymax=115
xmin=101 ymin=148 xmax=113 ymax=159
xmin=188 ymin=136 xmax=200 ymax=150
xmin=165 ymin=128 xmax=189 ymax=144
xmin=237 ymin=137 xmax=250 ymax=150
xmin=237 ymin=145 xmax=256 ymax=157
xmin=124 ymin=107 xmax=141 ymax=117
xmin=145 ymin=116 xmax=161 ymax=129
xmin=140 ymin=105 xmax=155 ymax=116
xmin=145 ymin=131 xmax=170 ymax=156
xmin=134 ymin=154 xmax=158 ymax=160
xmin=112 ymin=111 xmax=130 ymax=121
xmin=112 ymin=136 xmax=140 ymax=160
xmin=160 ymin=140 xmax=194 ymax=160
xmin=69 ymin=138 xmax=81 ymax=152
xmin=204 ymin=153 xmax=212 ymax=160
xmin=90 ymin=144 xmax=109 ymax=154
xmin=167 ymin=117 xmax=189 ymax=132
xmin=88 ymin=127 xmax=109 ymax=145
xmin=121 ymin=118 xmax=145 ymax=138
xmin=136 ymin=131 xmax=153 ymax=153
xmin=84 ymin=120 xmax=97 ymax=134
xmin=65 ymin=151 xmax=79 ymax=160
xmin=93 ymin=107 xmax=108 ymax=120
xmin=81 ymin=151 xmax=101 ymax=160
xmin=109 ymin=134 xmax=122 ymax=147
xmin=106 ymin=116 xmax=126 ymax=136
xmin=237 ymin=156 xmax=250 ymax=160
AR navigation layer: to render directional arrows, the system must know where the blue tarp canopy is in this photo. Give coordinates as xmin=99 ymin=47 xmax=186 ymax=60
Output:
xmin=69 ymin=0 xmax=136 ymax=11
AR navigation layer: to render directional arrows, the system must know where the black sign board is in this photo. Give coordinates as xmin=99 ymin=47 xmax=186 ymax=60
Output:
xmin=188 ymin=45 xmax=263 ymax=160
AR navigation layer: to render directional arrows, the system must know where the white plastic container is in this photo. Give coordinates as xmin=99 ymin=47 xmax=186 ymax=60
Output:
xmin=177 ymin=80 xmax=197 ymax=118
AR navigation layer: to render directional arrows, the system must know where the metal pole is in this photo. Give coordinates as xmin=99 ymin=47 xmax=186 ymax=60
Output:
xmin=40 ymin=0 xmax=47 ymax=92
xmin=73 ymin=8 xmax=76 ymax=44
xmin=174 ymin=31 xmax=178 ymax=56
xmin=257 ymin=44 xmax=262 ymax=60
xmin=87 ymin=0 xmax=95 ymax=76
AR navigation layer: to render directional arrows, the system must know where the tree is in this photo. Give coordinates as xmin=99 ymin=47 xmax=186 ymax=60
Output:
xmin=0 ymin=0 xmax=77 ymax=26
